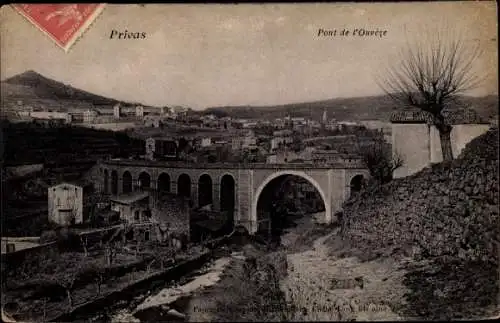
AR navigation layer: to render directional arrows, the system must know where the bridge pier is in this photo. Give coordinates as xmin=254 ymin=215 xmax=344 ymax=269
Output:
xmin=212 ymin=182 xmax=220 ymax=212
xmin=171 ymin=180 xmax=178 ymax=195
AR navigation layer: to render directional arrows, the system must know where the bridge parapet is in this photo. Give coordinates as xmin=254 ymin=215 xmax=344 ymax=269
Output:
xmin=102 ymin=158 xmax=367 ymax=170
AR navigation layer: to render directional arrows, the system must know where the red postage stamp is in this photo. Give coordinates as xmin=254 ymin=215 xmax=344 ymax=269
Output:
xmin=11 ymin=4 xmax=106 ymax=52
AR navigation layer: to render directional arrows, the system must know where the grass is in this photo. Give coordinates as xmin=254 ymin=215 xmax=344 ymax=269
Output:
xmin=186 ymin=246 xmax=289 ymax=322
xmin=280 ymin=216 xmax=339 ymax=254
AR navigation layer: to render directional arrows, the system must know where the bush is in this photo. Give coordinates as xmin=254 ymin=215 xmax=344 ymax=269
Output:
xmin=40 ymin=230 xmax=58 ymax=243
xmin=210 ymin=248 xmax=289 ymax=322
xmin=362 ymin=140 xmax=403 ymax=184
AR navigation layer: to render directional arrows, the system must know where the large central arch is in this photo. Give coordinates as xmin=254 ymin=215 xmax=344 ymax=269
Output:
xmin=251 ymin=170 xmax=331 ymax=234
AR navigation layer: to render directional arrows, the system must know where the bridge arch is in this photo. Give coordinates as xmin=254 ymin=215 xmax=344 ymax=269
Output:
xmin=123 ymin=171 xmax=133 ymax=193
xmin=158 ymin=173 xmax=171 ymax=193
xmin=138 ymin=171 xmax=151 ymax=190
xmin=103 ymin=169 xmax=109 ymax=194
xmin=251 ymin=170 xmax=331 ymax=235
xmin=198 ymin=174 xmax=213 ymax=208
xmin=111 ymin=170 xmax=118 ymax=195
xmin=177 ymin=173 xmax=191 ymax=198
xmin=349 ymin=174 xmax=365 ymax=197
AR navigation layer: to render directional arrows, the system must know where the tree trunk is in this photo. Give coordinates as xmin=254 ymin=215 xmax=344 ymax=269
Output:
xmin=438 ymin=124 xmax=454 ymax=161
xmin=81 ymin=236 xmax=88 ymax=257
xmin=66 ymin=289 xmax=73 ymax=311
xmin=43 ymin=298 xmax=47 ymax=321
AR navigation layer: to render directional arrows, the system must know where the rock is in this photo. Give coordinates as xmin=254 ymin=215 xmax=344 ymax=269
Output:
xmin=167 ymin=309 xmax=186 ymax=319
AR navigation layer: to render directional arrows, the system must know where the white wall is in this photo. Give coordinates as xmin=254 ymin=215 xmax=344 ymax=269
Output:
xmin=392 ymin=123 xmax=430 ymax=178
xmin=451 ymin=124 xmax=490 ymax=157
xmin=393 ymin=123 xmax=491 ymax=178
xmin=81 ymin=122 xmax=136 ymax=131
xmin=48 ymin=184 xmax=83 ymax=226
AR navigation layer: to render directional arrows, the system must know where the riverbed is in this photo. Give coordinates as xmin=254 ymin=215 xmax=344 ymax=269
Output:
xmin=107 ymin=255 xmax=237 ymax=322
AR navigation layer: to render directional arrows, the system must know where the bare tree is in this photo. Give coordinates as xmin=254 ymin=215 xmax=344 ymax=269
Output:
xmin=378 ymin=29 xmax=484 ymax=161
xmin=80 ymin=235 xmax=89 ymax=257
xmin=362 ymin=141 xmax=403 ymax=184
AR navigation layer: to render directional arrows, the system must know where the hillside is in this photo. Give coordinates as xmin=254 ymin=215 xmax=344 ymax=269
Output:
xmin=331 ymin=128 xmax=499 ymax=319
xmin=206 ymin=95 xmax=499 ymax=122
xmin=2 ymin=120 xmax=145 ymax=167
xmin=1 ymin=70 xmax=134 ymax=108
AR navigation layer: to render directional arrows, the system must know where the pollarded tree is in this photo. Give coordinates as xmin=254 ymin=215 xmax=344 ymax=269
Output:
xmin=378 ymin=29 xmax=484 ymax=161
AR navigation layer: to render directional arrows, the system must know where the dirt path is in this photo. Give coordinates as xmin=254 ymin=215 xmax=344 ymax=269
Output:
xmin=281 ymin=229 xmax=409 ymax=321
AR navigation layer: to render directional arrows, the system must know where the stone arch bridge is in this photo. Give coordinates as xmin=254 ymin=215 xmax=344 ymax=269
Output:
xmin=99 ymin=159 xmax=370 ymax=234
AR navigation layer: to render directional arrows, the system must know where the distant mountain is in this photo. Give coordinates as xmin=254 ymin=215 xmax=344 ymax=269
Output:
xmin=205 ymin=94 xmax=499 ymax=122
xmin=1 ymin=70 xmax=130 ymax=107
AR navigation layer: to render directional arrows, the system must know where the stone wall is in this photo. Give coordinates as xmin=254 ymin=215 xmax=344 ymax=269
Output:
xmin=343 ymin=128 xmax=499 ymax=262
xmin=151 ymin=193 xmax=190 ymax=241
xmin=340 ymin=128 xmax=499 ymax=318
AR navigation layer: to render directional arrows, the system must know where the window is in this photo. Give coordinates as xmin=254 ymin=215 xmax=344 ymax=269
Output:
xmin=134 ymin=210 xmax=139 ymax=221
xmin=144 ymin=231 xmax=150 ymax=241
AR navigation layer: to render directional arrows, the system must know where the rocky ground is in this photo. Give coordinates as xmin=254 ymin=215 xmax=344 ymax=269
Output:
xmin=280 ymin=219 xmax=408 ymax=321
xmin=334 ymin=128 xmax=499 ymax=320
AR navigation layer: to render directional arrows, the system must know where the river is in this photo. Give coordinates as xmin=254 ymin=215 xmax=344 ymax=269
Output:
xmin=100 ymin=253 xmax=240 ymax=322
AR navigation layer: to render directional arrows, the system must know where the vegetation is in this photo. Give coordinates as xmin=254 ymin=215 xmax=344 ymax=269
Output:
xmin=2 ymin=120 xmax=144 ymax=165
xmin=361 ymin=140 xmax=403 ymax=184
xmin=378 ymin=29 xmax=484 ymax=161
xmin=190 ymin=248 xmax=289 ymax=322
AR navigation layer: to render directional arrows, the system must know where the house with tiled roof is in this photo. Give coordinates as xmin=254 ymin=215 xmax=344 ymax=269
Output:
xmin=391 ymin=108 xmax=491 ymax=178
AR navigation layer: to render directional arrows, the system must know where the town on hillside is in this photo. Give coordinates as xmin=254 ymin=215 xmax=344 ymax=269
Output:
xmin=1 ymin=3 xmax=498 ymax=323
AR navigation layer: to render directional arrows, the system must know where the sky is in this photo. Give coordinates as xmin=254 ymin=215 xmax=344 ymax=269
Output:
xmin=0 ymin=3 xmax=497 ymax=109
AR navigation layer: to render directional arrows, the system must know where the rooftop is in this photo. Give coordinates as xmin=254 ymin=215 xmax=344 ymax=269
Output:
xmin=390 ymin=108 xmax=488 ymax=124
xmin=50 ymin=180 xmax=94 ymax=189
xmin=110 ymin=191 xmax=149 ymax=204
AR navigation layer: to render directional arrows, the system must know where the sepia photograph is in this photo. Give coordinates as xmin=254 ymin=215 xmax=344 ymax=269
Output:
xmin=1 ymin=2 xmax=498 ymax=322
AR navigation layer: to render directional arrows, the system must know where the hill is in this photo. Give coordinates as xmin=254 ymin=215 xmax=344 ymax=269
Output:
xmin=1 ymin=70 xmax=135 ymax=108
xmin=205 ymin=95 xmax=499 ymax=122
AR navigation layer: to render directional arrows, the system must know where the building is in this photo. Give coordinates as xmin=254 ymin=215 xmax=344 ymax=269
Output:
xmin=273 ymin=129 xmax=293 ymax=137
xmin=30 ymin=111 xmax=72 ymax=124
xmin=270 ymin=136 xmax=294 ymax=151
xmin=232 ymin=131 xmax=258 ymax=151
xmin=136 ymin=105 xmax=144 ymax=117
xmin=48 ymin=182 xmax=95 ymax=226
xmin=311 ymin=150 xmax=357 ymax=164
xmin=1 ymin=237 xmax=41 ymax=254
xmin=201 ymin=137 xmax=212 ymax=147
xmin=266 ymin=148 xmax=314 ymax=164
xmin=110 ymin=191 xmax=151 ymax=224
xmin=83 ymin=109 xmax=99 ymax=123
xmin=151 ymin=193 xmax=190 ymax=244
xmin=391 ymin=108 xmax=491 ymax=178
xmin=241 ymin=120 xmax=259 ymax=129
xmin=113 ymin=103 xmax=122 ymax=119
xmin=146 ymin=137 xmax=178 ymax=160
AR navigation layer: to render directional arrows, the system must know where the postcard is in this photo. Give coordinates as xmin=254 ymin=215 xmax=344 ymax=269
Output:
xmin=1 ymin=3 xmax=498 ymax=322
